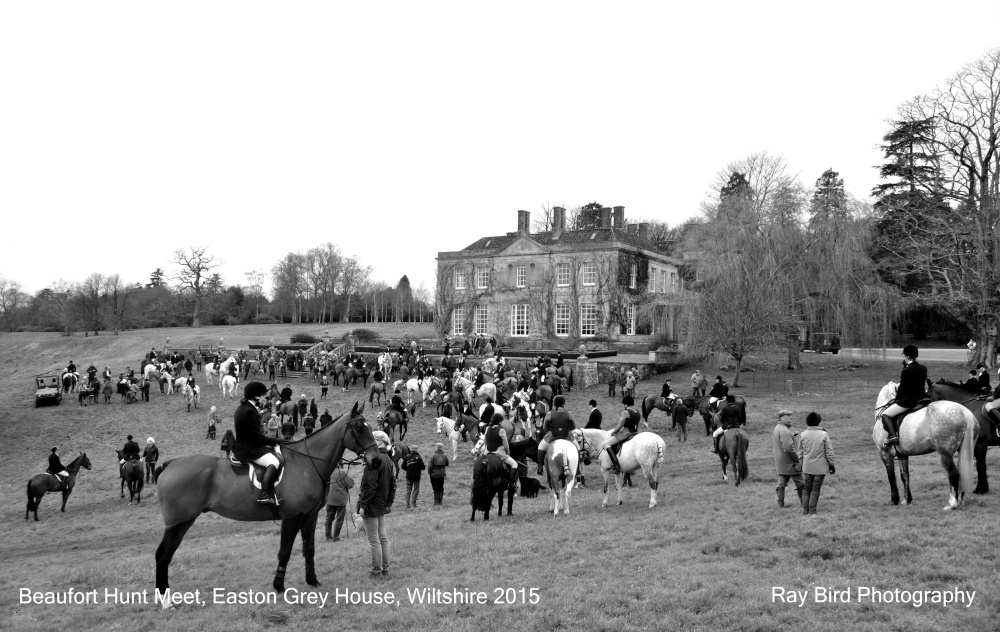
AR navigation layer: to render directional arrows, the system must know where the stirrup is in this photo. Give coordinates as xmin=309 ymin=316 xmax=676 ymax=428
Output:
xmin=257 ymin=493 xmax=279 ymax=507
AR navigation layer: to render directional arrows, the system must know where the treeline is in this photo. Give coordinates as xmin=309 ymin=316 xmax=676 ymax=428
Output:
xmin=0 ymin=243 xmax=434 ymax=334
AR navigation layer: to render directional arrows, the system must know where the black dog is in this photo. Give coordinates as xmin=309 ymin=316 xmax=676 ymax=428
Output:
xmin=518 ymin=475 xmax=545 ymax=498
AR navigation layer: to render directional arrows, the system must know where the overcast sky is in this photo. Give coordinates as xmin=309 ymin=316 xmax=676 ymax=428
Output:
xmin=1 ymin=2 xmax=997 ymax=296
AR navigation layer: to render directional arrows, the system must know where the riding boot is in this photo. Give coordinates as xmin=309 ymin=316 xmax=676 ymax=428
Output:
xmin=508 ymin=467 xmax=519 ymax=489
xmin=711 ymin=435 xmax=720 ymax=454
xmin=535 ymin=449 xmax=546 ymax=475
xmin=776 ymin=487 xmax=785 ymax=508
xmin=258 ymin=465 xmax=279 ymax=506
xmin=608 ymin=448 xmax=621 ymax=473
xmin=880 ymin=414 xmax=898 ymax=447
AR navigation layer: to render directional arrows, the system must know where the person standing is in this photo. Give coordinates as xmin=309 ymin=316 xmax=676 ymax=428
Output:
xmin=623 ymin=371 xmax=636 ymax=399
xmin=403 ymin=446 xmax=425 ymax=508
xmin=427 ymin=443 xmax=450 ymax=509
xmin=319 ymin=409 xmax=334 ymax=428
xmin=325 ymin=464 xmax=355 ymax=542
xmin=586 ymin=400 xmax=603 ymax=429
xmin=143 ymin=438 xmax=159 ymax=484
xmin=357 ymin=435 xmax=395 ymax=577
xmin=207 ymin=406 xmax=220 ymax=439
xmin=607 ymin=367 xmax=619 ymax=398
xmin=303 ymin=414 xmax=316 ymax=436
xmin=772 ymin=410 xmax=803 ymax=508
xmin=320 ymin=373 xmax=329 ymax=399
xmin=690 ymin=369 xmax=705 ymax=397
xmin=799 ymin=412 xmax=835 ymax=515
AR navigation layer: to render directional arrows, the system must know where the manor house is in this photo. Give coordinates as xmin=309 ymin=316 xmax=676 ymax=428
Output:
xmin=436 ymin=207 xmax=683 ymax=344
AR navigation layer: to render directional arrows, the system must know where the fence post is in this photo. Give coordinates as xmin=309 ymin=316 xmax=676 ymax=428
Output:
xmin=786 ymin=379 xmax=793 ymax=395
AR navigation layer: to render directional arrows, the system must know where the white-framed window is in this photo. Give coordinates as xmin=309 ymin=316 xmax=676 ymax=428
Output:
xmin=555 ymin=303 xmax=570 ymax=336
xmin=516 ymin=265 xmax=527 ymax=288
xmin=454 ymin=269 xmax=466 ymax=290
xmin=626 ymin=303 xmax=636 ymax=336
xmin=659 ymin=269 xmax=666 ymax=293
xmin=511 ymin=304 xmax=530 ymax=337
xmin=649 ymin=265 xmax=656 ymax=293
xmin=474 ymin=305 xmax=488 ymax=334
xmin=670 ymin=271 xmax=677 ymax=293
xmin=453 ymin=306 xmax=466 ymax=335
xmin=556 ymin=263 xmax=571 ymax=287
xmin=475 ymin=266 xmax=489 ymax=289
xmin=582 ymin=261 xmax=597 ymax=286
xmin=580 ymin=303 xmax=598 ymax=336
xmin=629 ymin=262 xmax=637 ymax=289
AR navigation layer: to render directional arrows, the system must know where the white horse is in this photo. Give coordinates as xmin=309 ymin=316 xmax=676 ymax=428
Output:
xmin=544 ymin=439 xmax=579 ymax=516
xmin=419 ymin=376 xmax=442 ymax=407
xmin=171 ymin=376 xmax=188 ymax=394
xmin=572 ymin=428 xmax=666 ymax=509
xmin=221 ymin=375 xmax=238 ymax=400
xmin=378 ymin=352 xmax=393 ymax=379
xmin=391 ymin=378 xmax=421 ymax=404
xmin=143 ymin=363 xmax=160 ymax=380
xmin=475 ymin=382 xmax=496 ymax=402
xmin=206 ymin=355 xmax=238 ymax=389
xmin=183 ymin=384 xmax=201 ymax=412
xmin=436 ymin=416 xmax=463 ymax=461
xmin=481 ymin=358 xmax=498 ymax=374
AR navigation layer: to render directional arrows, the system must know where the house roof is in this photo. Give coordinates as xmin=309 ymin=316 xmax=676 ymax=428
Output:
xmin=460 ymin=227 xmax=675 ymax=259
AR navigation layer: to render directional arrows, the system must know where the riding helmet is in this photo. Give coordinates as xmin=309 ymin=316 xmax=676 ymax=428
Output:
xmin=244 ymin=381 xmax=268 ymax=399
xmin=903 ymin=344 xmax=918 ymax=358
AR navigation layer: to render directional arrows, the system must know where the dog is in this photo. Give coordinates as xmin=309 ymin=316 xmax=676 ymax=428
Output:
xmin=518 ymin=474 xmax=545 ymax=498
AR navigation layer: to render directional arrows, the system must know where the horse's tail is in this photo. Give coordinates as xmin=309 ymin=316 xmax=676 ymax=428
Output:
xmin=959 ymin=413 xmax=976 ymax=495
xmin=641 ymin=396 xmax=649 ymax=421
xmin=656 ymin=440 xmax=664 ymax=465
xmin=736 ymin=433 xmax=749 ymax=482
xmin=154 ymin=459 xmax=175 ymax=483
xmin=26 ymin=480 xmax=35 ymax=511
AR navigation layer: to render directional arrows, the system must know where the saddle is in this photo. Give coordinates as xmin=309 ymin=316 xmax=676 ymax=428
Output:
xmin=228 ymin=450 xmax=286 ymax=490
xmin=45 ymin=471 xmax=69 ymax=491
xmin=896 ymin=399 xmax=932 ymax=425
xmin=610 ymin=431 xmax=638 ymax=455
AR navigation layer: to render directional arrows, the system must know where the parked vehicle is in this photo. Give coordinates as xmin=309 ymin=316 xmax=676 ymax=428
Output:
xmin=35 ymin=375 xmax=62 ymax=407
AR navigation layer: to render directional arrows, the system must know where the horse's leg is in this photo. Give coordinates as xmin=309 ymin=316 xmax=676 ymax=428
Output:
xmin=880 ymin=449 xmax=900 ymax=505
xmin=974 ymin=441 xmax=989 ymax=494
xmin=601 ymin=468 xmax=611 ymax=508
xmin=301 ymin=510 xmax=321 ymax=586
xmin=155 ymin=518 xmax=197 ymax=606
xmin=451 ymin=435 xmax=459 ymax=461
xmin=645 ymin=462 xmax=658 ymax=509
xmin=274 ymin=516 xmax=302 ymax=593
xmin=899 ymin=455 xmax=913 ymax=505
xmin=938 ymin=449 xmax=962 ymax=511
xmin=30 ymin=489 xmax=43 ymax=521
xmin=121 ymin=476 xmax=126 ymax=498
xmin=506 ymin=486 xmax=514 ymax=516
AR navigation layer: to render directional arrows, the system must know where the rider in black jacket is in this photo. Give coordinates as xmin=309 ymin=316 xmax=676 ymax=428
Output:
xmin=880 ymin=345 xmax=928 ymax=447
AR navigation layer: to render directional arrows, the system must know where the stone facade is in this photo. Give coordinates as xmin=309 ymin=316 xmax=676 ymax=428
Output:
xmin=437 ymin=208 xmax=683 ymax=345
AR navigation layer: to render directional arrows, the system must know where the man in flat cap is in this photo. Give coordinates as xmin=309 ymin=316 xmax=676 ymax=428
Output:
xmin=772 ymin=410 xmax=803 ymax=508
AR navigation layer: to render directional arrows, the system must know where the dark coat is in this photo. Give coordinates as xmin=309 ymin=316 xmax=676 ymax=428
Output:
xmin=978 ymin=371 xmax=991 ymax=392
xmin=48 ymin=453 xmax=65 ymax=473
xmin=319 ymin=412 xmax=334 ymax=427
xmin=403 ymin=453 xmax=425 ymax=482
xmin=233 ymin=400 xmax=280 ymax=462
xmin=671 ymin=404 xmax=688 ymax=425
xmin=122 ymin=440 xmax=141 ymax=460
xmin=719 ymin=403 xmax=742 ymax=430
xmin=709 ymin=382 xmax=728 ymax=399
xmin=895 ymin=361 xmax=928 ymax=408
xmin=357 ymin=448 xmax=395 ymax=517
xmin=143 ymin=445 xmax=159 ymax=463
xmin=279 ymin=387 xmax=293 ymax=403
xmin=586 ymin=408 xmax=603 ymax=429
xmin=428 ymin=451 xmax=450 ymax=479
xmin=546 ymin=409 xmax=576 ymax=439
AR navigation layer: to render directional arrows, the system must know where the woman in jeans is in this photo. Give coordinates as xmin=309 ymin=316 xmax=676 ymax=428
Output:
xmin=357 ymin=433 xmax=396 ymax=577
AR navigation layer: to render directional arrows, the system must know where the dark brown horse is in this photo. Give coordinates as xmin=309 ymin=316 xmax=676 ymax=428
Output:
xmin=470 ymin=454 xmax=516 ymax=521
xmin=381 ymin=408 xmax=408 ymax=442
xmin=153 ymin=403 xmax=379 ymax=606
xmin=117 ymin=450 xmax=145 ymax=504
xmin=698 ymin=396 xmax=746 ymax=435
xmin=709 ymin=414 xmax=749 ymax=485
xmin=25 ymin=452 xmax=92 ymax=521
xmin=928 ymin=380 xmax=1000 ymax=494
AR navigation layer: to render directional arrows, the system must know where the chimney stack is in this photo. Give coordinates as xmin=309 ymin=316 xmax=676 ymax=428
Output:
xmin=628 ymin=223 xmax=638 ymax=235
xmin=600 ymin=207 xmax=612 ymax=229
xmin=552 ymin=206 xmax=566 ymax=239
xmin=517 ymin=210 xmax=531 ymax=234
xmin=638 ymin=222 xmax=650 ymax=241
xmin=613 ymin=206 xmax=625 ymax=229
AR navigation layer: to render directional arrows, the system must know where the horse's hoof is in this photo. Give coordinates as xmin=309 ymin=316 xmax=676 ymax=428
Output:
xmin=273 ymin=579 xmax=284 ymax=593
xmin=618 ymin=501 xmax=623 ymax=506
xmin=307 ymin=577 xmax=321 ymax=587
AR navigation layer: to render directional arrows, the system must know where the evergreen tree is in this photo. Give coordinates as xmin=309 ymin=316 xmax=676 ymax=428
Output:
xmin=808 ymin=169 xmax=848 ymax=227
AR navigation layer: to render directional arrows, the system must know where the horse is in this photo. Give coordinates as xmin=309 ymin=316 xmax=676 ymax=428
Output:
xmin=171 ymin=376 xmax=188 ymax=394
xmin=535 ymin=385 xmax=554 ymax=409
xmin=378 ymin=353 xmax=394 ymax=379
xmin=343 ymin=367 xmax=369 ymax=390
xmin=697 ymin=396 xmax=746 ymax=435
xmin=117 ymin=451 xmax=145 ymax=504
xmin=184 ymin=384 xmax=201 ymax=412
xmin=474 ymin=382 xmax=497 ymax=403
xmin=543 ymin=374 xmax=565 ymax=396
xmin=61 ymin=371 xmax=78 ymax=394
xmin=153 ymin=402 xmax=379 ymax=605
xmin=25 ymin=452 xmax=92 ymax=521
xmin=572 ymin=428 xmax=665 ymax=508
xmin=640 ymin=394 xmax=685 ymax=424
xmin=544 ymin=439 xmax=578 ymax=516
xmin=928 ymin=380 xmax=1000 ymax=494
xmin=436 ymin=416 xmax=464 ymax=461
xmin=369 ymin=381 xmax=387 ymax=406
xmin=203 ymin=362 xmax=220 ymax=387
xmin=278 ymin=400 xmax=297 ymax=426
xmin=709 ymin=413 xmax=750 ymax=485
xmin=221 ymin=375 xmax=238 ymax=400
xmin=874 ymin=382 xmax=977 ymax=510
xmin=386 ymin=441 xmax=410 ymax=480
xmin=381 ymin=409 xmax=407 ymax=442
xmin=470 ymin=454 xmax=516 ymax=521
xmin=392 ymin=378 xmax=422 ymax=404
xmin=555 ymin=365 xmax=574 ymax=391
xmin=77 ymin=380 xmax=98 ymax=406
xmin=243 ymin=360 xmax=263 ymax=380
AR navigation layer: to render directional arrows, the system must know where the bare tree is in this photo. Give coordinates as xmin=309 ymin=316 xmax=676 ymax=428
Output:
xmin=244 ymin=270 xmax=266 ymax=324
xmin=172 ymin=247 xmax=221 ymax=327
xmin=77 ymin=273 xmax=105 ymax=335
xmin=339 ymin=256 xmax=370 ymax=322
xmin=102 ymin=274 xmax=133 ymax=334
xmin=0 ymin=277 xmax=27 ymax=332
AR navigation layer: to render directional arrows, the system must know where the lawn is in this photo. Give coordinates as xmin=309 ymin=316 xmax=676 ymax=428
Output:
xmin=2 ymin=327 xmax=997 ymax=631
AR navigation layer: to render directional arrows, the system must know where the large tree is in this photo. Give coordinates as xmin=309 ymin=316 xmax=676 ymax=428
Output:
xmin=171 ymin=247 xmax=221 ymax=327
xmin=0 ymin=277 xmax=27 ymax=332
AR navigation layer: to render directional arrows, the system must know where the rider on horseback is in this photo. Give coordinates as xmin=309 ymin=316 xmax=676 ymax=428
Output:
xmin=234 ymin=381 xmax=282 ymax=507
xmin=535 ymin=396 xmax=576 ymax=475
xmin=978 ymin=371 xmax=1000 ymax=439
xmin=121 ymin=435 xmax=141 ymax=464
xmin=390 ymin=390 xmax=408 ymax=425
xmin=483 ymin=413 xmax=520 ymax=487
xmin=880 ymin=345 xmax=928 ymax=448
xmin=660 ymin=380 xmax=679 ymax=410
xmin=604 ymin=396 xmax=649 ymax=473
xmin=711 ymin=395 xmax=742 ymax=454
xmin=48 ymin=447 xmax=69 ymax=488
xmin=708 ymin=376 xmax=728 ymax=412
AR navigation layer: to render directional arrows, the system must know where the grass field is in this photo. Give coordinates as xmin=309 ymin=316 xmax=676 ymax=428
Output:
xmin=2 ymin=327 xmax=998 ymax=631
